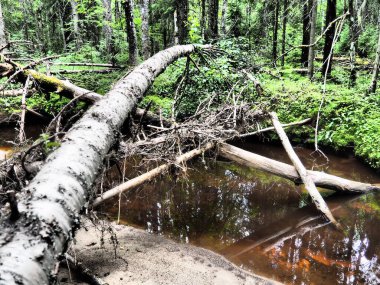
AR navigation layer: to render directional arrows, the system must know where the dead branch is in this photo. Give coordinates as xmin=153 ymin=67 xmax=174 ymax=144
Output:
xmin=93 ymin=142 xmax=215 ymax=207
xmin=218 ymin=143 xmax=379 ymax=193
xmin=270 ymin=112 xmax=340 ymax=228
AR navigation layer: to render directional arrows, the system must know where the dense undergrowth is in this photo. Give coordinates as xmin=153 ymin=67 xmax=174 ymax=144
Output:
xmin=1 ymin=38 xmax=379 ymax=169
xmin=143 ymin=38 xmax=380 ymax=169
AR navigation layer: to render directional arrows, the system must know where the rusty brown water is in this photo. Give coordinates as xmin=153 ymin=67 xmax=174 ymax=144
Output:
xmin=99 ymin=142 xmax=380 ymax=285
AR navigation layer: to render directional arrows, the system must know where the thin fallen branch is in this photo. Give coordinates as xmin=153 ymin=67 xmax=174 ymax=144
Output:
xmin=52 ymin=62 xmax=121 ymax=68
xmin=0 ymin=89 xmax=36 ymax=97
xmin=270 ymin=112 xmax=340 ymax=228
xmin=239 ymin=117 xmax=311 ymax=138
xmin=50 ymin=69 xmax=118 ymax=75
xmin=93 ymin=142 xmax=215 ymax=207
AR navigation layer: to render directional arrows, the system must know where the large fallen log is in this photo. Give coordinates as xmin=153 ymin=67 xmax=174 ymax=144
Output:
xmin=269 ymin=112 xmax=339 ymax=227
xmin=0 ymin=44 xmax=206 ymax=285
xmin=218 ymin=143 xmax=380 ymax=193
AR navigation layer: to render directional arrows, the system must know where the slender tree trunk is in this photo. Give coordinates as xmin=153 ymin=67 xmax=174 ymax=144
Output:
xmin=0 ymin=2 xmax=7 ymax=51
xmin=272 ymin=0 xmax=280 ymax=64
xmin=208 ymin=0 xmax=219 ymax=39
xmin=58 ymin=8 xmax=67 ymax=52
xmin=174 ymin=10 xmax=179 ymax=45
xmin=124 ymin=0 xmax=139 ymax=66
xmin=221 ymin=0 xmax=228 ymax=35
xmin=348 ymin=0 xmax=359 ymax=86
xmin=308 ymin=0 xmax=317 ymax=79
xmin=322 ymin=0 xmax=337 ymax=76
xmin=0 ymin=44 xmax=205 ymax=285
xmin=70 ymin=0 xmax=81 ymax=50
xmin=301 ymin=0 xmax=312 ymax=68
xmin=201 ymin=0 xmax=206 ymax=39
xmin=281 ymin=0 xmax=288 ymax=66
xmin=369 ymin=16 xmax=380 ymax=94
xmin=175 ymin=0 xmax=189 ymax=44
xmin=141 ymin=0 xmax=150 ymax=59
xmin=102 ymin=0 xmax=114 ymax=58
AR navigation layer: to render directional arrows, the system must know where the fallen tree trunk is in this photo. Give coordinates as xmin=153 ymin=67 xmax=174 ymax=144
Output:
xmin=52 ymin=62 xmax=120 ymax=68
xmin=0 ymin=44 xmax=205 ymax=285
xmin=269 ymin=112 xmax=339 ymax=227
xmin=219 ymin=143 xmax=380 ymax=193
xmin=0 ymin=88 xmax=36 ymax=97
xmin=93 ymin=142 xmax=215 ymax=207
xmin=50 ymin=69 xmax=118 ymax=75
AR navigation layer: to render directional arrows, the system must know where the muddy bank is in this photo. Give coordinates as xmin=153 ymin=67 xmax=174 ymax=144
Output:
xmin=59 ymin=218 xmax=281 ymax=285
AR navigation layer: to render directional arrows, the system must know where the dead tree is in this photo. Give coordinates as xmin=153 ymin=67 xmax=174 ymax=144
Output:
xmin=0 ymin=44 xmax=206 ymax=285
xmin=141 ymin=0 xmax=151 ymax=59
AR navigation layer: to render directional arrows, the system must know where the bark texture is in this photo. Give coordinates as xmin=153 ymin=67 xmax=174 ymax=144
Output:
xmin=321 ymin=0 xmax=337 ymax=76
xmin=124 ymin=0 xmax=139 ymax=66
xmin=0 ymin=44 xmax=202 ymax=285
xmin=369 ymin=16 xmax=380 ymax=93
xmin=141 ymin=0 xmax=151 ymax=59
xmin=219 ymin=143 xmax=379 ymax=193
xmin=301 ymin=0 xmax=312 ymax=67
xmin=307 ymin=0 xmax=317 ymax=79
xmin=0 ymin=2 xmax=6 ymax=51
xmin=208 ymin=0 xmax=219 ymax=39
xmin=175 ymin=0 xmax=189 ymax=44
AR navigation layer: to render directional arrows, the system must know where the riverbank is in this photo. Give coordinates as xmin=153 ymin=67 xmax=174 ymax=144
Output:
xmin=58 ymin=218 xmax=281 ymax=285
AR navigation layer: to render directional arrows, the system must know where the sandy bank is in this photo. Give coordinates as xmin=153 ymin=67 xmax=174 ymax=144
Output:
xmin=59 ymin=218 xmax=281 ymax=285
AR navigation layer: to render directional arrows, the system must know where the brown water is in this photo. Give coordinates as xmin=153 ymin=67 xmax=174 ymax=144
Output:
xmin=99 ymin=142 xmax=380 ymax=285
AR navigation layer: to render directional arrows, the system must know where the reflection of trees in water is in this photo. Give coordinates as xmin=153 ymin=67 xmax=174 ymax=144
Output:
xmin=105 ymin=154 xmax=380 ymax=285
xmin=119 ymin=159 xmax=303 ymax=247
xmin=242 ymin=193 xmax=380 ymax=285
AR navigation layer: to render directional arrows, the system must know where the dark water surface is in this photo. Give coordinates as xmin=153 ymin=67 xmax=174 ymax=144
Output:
xmin=100 ymin=142 xmax=380 ymax=285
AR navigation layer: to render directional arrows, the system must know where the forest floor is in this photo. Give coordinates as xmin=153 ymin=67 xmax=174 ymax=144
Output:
xmin=58 ymin=219 xmax=281 ymax=285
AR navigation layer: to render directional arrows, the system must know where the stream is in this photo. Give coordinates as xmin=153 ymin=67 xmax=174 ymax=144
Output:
xmin=1 ymin=125 xmax=379 ymax=284
xmin=100 ymin=142 xmax=380 ymax=285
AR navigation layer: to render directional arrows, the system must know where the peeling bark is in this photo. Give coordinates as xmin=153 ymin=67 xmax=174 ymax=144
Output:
xmin=0 ymin=44 xmax=204 ymax=285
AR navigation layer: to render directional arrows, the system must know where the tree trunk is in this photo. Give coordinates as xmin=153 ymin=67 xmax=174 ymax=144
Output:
xmin=141 ymin=0 xmax=151 ymax=59
xmin=369 ymin=16 xmax=380 ymax=94
xmin=270 ymin=112 xmax=339 ymax=227
xmin=307 ymin=0 xmax=317 ymax=79
xmin=272 ymin=0 xmax=280 ymax=64
xmin=281 ymin=0 xmax=288 ymax=66
xmin=0 ymin=2 xmax=7 ymax=51
xmin=208 ymin=0 xmax=219 ymax=39
xmin=348 ymin=0 xmax=359 ymax=86
xmin=221 ymin=0 xmax=228 ymax=35
xmin=70 ymin=0 xmax=81 ymax=50
xmin=322 ymin=0 xmax=337 ymax=77
xmin=201 ymin=0 xmax=206 ymax=39
xmin=175 ymin=0 xmax=189 ymax=44
xmin=218 ymin=143 xmax=379 ymax=193
xmin=174 ymin=10 xmax=179 ymax=45
xmin=301 ymin=0 xmax=312 ymax=67
xmin=124 ymin=0 xmax=139 ymax=66
xmin=0 ymin=44 xmax=205 ymax=285
xmin=102 ymin=0 xmax=115 ymax=62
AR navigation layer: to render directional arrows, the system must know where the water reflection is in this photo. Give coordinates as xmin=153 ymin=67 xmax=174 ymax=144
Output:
xmin=100 ymin=143 xmax=380 ymax=284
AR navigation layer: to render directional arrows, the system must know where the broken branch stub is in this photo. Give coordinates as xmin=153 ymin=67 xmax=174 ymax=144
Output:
xmin=0 ymin=44 xmax=207 ymax=285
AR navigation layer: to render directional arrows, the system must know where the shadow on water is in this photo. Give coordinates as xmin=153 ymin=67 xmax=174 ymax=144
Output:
xmin=99 ymin=142 xmax=380 ymax=284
